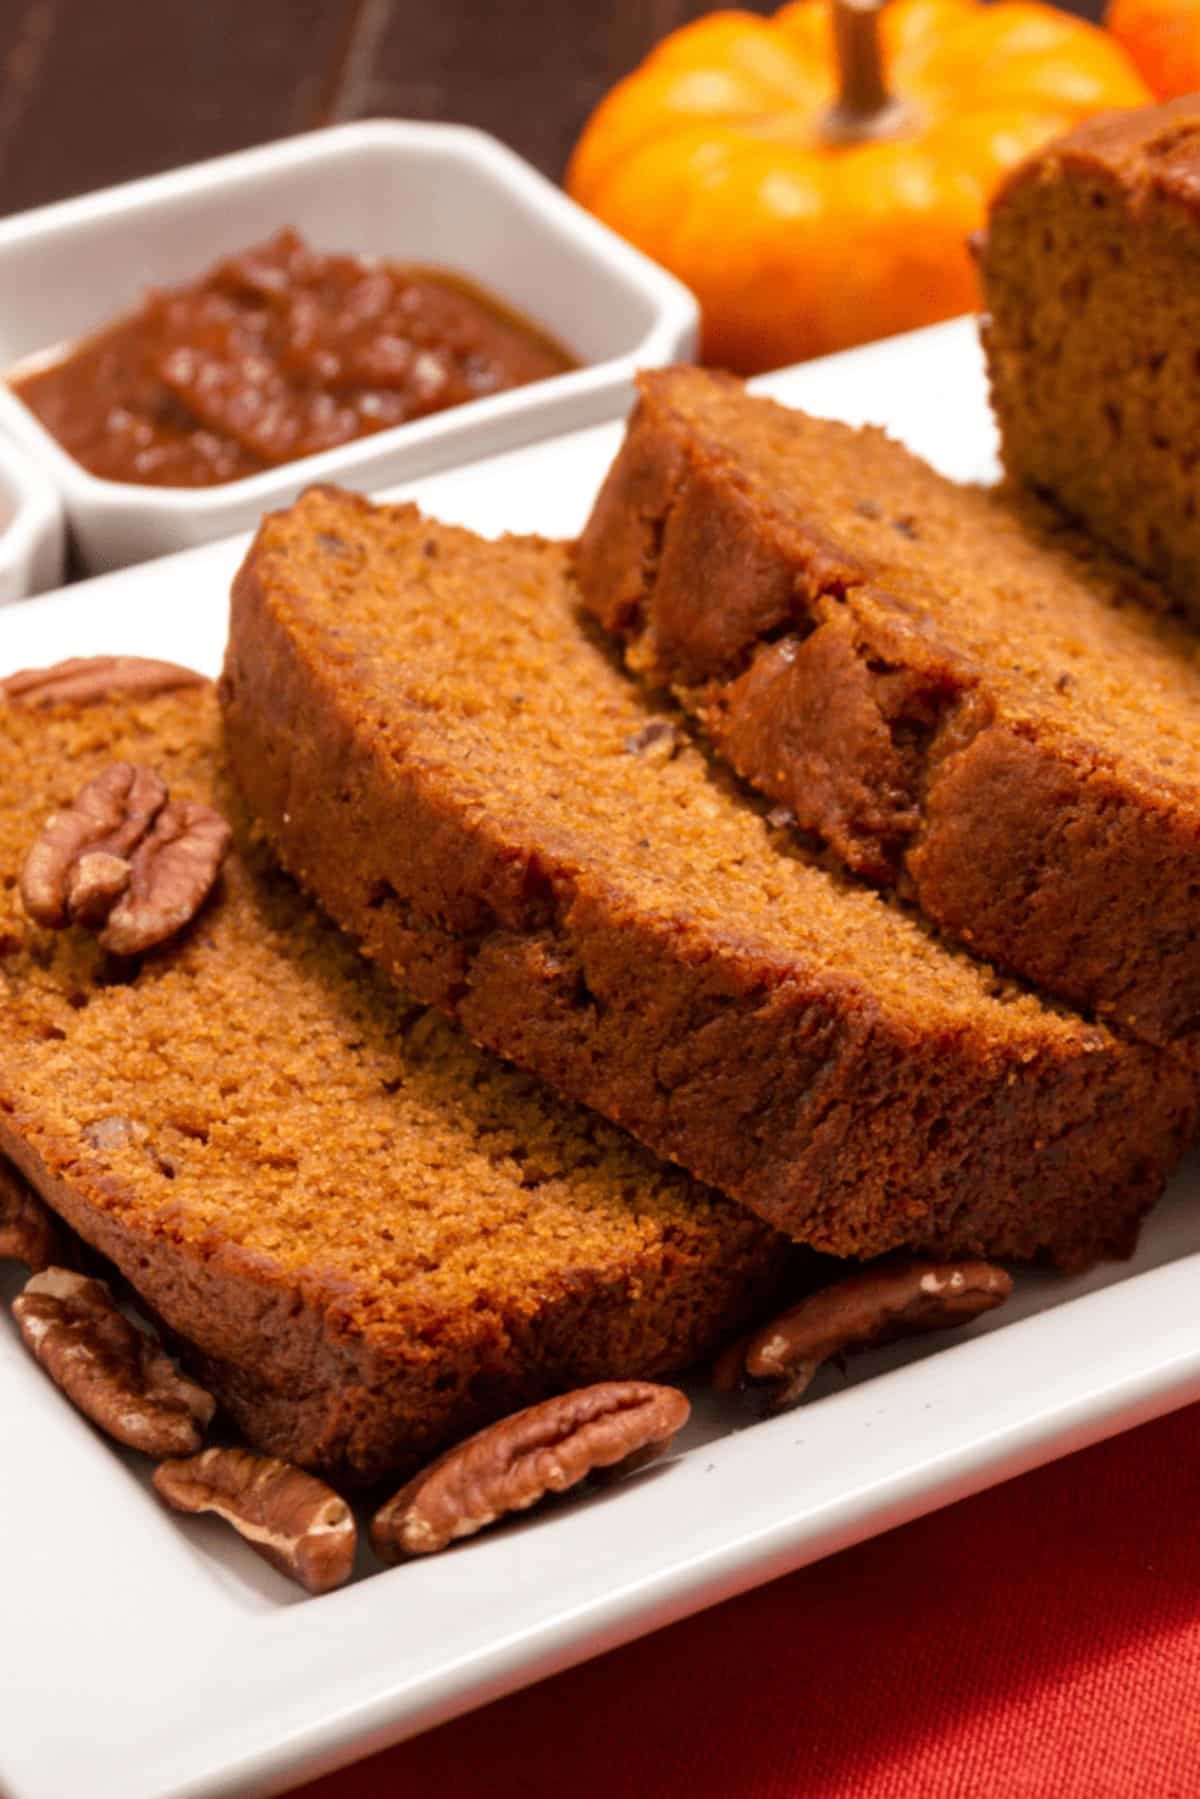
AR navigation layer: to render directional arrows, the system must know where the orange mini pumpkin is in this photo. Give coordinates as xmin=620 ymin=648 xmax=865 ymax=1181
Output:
xmin=567 ymin=0 xmax=1151 ymax=371
xmin=1107 ymin=0 xmax=1200 ymax=100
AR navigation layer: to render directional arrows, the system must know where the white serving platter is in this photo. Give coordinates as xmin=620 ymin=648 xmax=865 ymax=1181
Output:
xmin=4 ymin=316 xmax=1200 ymax=1799
xmin=0 ymin=121 xmax=697 ymax=573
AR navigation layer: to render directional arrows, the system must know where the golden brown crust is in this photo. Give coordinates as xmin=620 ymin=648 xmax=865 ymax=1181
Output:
xmin=990 ymin=97 xmax=1200 ymax=218
xmin=0 ymin=676 xmax=788 ymax=1485
xmin=575 ymin=368 xmax=1200 ymax=1050
xmin=220 ymin=488 xmax=1197 ymax=1269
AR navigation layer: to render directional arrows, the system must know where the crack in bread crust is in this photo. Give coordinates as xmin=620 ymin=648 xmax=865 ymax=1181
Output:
xmin=575 ymin=369 xmax=1200 ymax=1050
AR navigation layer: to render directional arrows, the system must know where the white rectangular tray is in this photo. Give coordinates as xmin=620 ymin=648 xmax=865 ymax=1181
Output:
xmin=4 ymin=317 xmax=1200 ymax=1799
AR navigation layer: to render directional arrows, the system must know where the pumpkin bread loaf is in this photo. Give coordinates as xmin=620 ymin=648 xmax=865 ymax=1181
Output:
xmin=575 ymin=366 xmax=1200 ymax=1052
xmin=220 ymin=488 xmax=1195 ymax=1268
xmin=0 ymin=661 xmax=790 ymax=1485
xmin=981 ymin=97 xmax=1200 ymax=621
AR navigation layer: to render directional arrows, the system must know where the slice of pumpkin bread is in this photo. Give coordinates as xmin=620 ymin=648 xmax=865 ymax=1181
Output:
xmin=575 ymin=366 xmax=1200 ymax=1052
xmin=0 ymin=661 xmax=789 ymax=1485
xmin=981 ymin=98 xmax=1200 ymax=623
xmin=220 ymin=487 xmax=1195 ymax=1268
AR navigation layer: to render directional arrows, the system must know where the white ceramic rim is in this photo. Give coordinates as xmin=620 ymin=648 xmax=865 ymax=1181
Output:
xmin=0 ymin=433 xmax=64 ymax=600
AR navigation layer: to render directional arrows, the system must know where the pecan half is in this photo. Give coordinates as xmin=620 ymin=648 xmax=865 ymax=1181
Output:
xmin=718 ymin=1260 xmax=1013 ymax=1410
xmin=0 ymin=1159 xmax=60 ymax=1271
xmin=20 ymin=762 xmax=231 ymax=955
xmin=371 ymin=1380 xmax=690 ymax=1561
xmin=1 ymin=656 xmax=204 ymax=708
xmin=153 ymin=1448 xmax=356 ymax=1596
xmin=13 ymin=1268 xmax=215 ymax=1455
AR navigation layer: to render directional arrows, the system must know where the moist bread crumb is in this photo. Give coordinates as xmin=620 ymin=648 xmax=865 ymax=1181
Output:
xmin=981 ymin=98 xmax=1200 ymax=623
xmin=221 ymin=488 xmax=1196 ymax=1269
xmin=0 ymin=673 xmax=790 ymax=1484
xmin=575 ymin=365 xmax=1200 ymax=1052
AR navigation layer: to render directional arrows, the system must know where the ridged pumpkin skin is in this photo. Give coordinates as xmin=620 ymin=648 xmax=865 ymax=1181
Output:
xmin=1107 ymin=0 xmax=1200 ymax=102
xmin=567 ymin=0 xmax=1151 ymax=371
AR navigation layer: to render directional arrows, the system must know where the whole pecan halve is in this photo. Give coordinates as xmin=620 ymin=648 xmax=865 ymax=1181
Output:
xmin=13 ymin=1268 xmax=216 ymax=1455
xmin=153 ymin=1448 xmax=357 ymax=1596
xmin=1 ymin=656 xmax=204 ymax=709
xmin=716 ymin=1260 xmax=1013 ymax=1411
xmin=0 ymin=1159 xmax=61 ymax=1272
xmin=371 ymin=1380 xmax=690 ymax=1561
xmin=19 ymin=761 xmax=231 ymax=955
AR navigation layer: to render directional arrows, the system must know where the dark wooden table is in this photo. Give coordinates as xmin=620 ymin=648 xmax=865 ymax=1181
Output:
xmin=0 ymin=0 xmax=1104 ymax=218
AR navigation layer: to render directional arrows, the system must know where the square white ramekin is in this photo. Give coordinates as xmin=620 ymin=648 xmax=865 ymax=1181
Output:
xmin=0 ymin=435 xmax=65 ymax=603
xmin=0 ymin=121 xmax=698 ymax=573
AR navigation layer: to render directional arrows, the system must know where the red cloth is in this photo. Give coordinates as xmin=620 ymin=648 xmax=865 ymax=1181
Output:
xmin=297 ymin=1403 xmax=1200 ymax=1797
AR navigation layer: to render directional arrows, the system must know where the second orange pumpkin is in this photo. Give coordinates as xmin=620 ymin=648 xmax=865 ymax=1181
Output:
xmin=567 ymin=0 xmax=1151 ymax=372
xmin=1107 ymin=0 xmax=1200 ymax=101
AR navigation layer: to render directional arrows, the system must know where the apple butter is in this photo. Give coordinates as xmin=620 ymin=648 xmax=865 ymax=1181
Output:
xmin=10 ymin=229 xmax=577 ymax=487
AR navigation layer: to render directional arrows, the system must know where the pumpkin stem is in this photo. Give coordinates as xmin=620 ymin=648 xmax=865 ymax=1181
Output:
xmin=821 ymin=0 xmax=911 ymax=144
